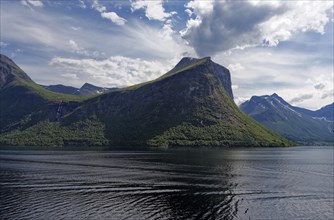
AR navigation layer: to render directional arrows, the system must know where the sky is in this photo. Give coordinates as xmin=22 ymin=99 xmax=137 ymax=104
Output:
xmin=0 ymin=0 xmax=333 ymax=110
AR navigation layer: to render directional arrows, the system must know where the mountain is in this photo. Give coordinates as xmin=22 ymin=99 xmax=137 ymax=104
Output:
xmin=292 ymin=103 xmax=333 ymax=122
xmin=240 ymin=94 xmax=333 ymax=144
xmin=42 ymin=84 xmax=79 ymax=95
xmin=42 ymin=83 xmax=117 ymax=96
xmin=74 ymin=83 xmax=116 ymax=96
xmin=0 ymin=55 xmax=291 ymax=147
xmin=312 ymin=103 xmax=334 ymax=121
xmin=0 ymin=54 xmax=83 ymax=133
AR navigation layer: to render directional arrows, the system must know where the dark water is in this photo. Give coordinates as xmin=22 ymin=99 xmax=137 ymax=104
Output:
xmin=0 ymin=146 xmax=333 ymax=220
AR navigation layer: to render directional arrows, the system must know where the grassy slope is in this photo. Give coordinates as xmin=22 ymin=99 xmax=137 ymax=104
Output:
xmin=147 ymin=79 xmax=292 ymax=148
xmin=0 ymin=120 xmax=108 ymax=147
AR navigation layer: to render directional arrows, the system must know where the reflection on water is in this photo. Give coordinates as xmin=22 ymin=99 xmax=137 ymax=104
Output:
xmin=0 ymin=146 xmax=333 ymax=219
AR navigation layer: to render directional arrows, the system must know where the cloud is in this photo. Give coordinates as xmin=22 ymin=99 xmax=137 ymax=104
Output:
xmin=0 ymin=41 xmax=9 ymax=48
xmin=21 ymin=0 xmax=43 ymax=8
xmin=321 ymin=90 xmax=334 ymax=99
xmin=185 ymin=0 xmax=214 ymax=16
xmin=131 ymin=0 xmax=175 ymax=21
xmin=227 ymin=63 xmax=244 ymax=72
xmin=290 ymin=94 xmax=314 ymax=104
xmin=67 ymin=39 xmax=103 ymax=57
xmin=49 ymin=56 xmax=172 ymax=88
xmin=213 ymin=45 xmax=333 ymax=110
xmin=101 ymin=12 xmax=127 ymax=26
xmin=181 ymin=0 xmax=333 ymax=56
xmin=185 ymin=9 xmax=192 ymax=17
xmin=68 ymin=39 xmax=79 ymax=50
xmin=61 ymin=73 xmax=79 ymax=80
xmin=91 ymin=0 xmax=106 ymax=13
xmin=78 ymin=0 xmax=86 ymax=9
xmin=314 ymin=83 xmax=325 ymax=90
xmin=1 ymin=3 xmax=192 ymax=62
xmin=91 ymin=0 xmax=127 ymax=26
xmin=234 ymin=96 xmax=249 ymax=106
xmin=70 ymin=26 xmax=81 ymax=31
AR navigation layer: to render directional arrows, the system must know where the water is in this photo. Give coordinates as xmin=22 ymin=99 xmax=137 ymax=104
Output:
xmin=0 ymin=146 xmax=333 ymax=220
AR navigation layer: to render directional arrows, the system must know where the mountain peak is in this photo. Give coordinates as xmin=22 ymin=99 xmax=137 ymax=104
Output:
xmin=164 ymin=56 xmax=233 ymax=99
xmin=271 ymin=93 xmax=279 ymax=97
xmin=0 ymin=54 xmax=33 ymax=88
xmin=240 ymin=94 xmax=334 ymax=143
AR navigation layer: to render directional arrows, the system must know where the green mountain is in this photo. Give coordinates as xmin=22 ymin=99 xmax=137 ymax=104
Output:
xmin=0 ymin=55 xmax=292 ymax=147
xmin=240 ymin=93 xmax=333 ymax=144
xmin=0 ymin=54 xmax=83 ymax=133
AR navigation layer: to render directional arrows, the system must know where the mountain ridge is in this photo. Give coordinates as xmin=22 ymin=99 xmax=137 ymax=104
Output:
xmin=0 ymin=54 xmax=292 ymax=147
xmin=240 ymin=93 xmax=333 ymax=144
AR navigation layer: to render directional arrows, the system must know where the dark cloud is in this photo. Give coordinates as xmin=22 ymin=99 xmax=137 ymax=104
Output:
xmin=314 ymin=83 xmax=325 ymax=90
xmin=290 ymin=94 xmax=313 ymax=103
xmin=182 ymin=1 xmax=286 ymax=56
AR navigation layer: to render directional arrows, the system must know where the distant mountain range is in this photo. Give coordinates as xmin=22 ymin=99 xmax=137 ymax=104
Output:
xmin=0 ymin=54 xmax=291 ymax=147
xmin=240 ymin=94 xmax=333 ymax=144
xmin=42 ymin=83 xmax=117 ymax=96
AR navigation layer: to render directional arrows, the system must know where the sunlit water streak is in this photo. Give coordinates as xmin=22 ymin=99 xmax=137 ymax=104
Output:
xmin=0 ymin=146 xmax=333 ymax=219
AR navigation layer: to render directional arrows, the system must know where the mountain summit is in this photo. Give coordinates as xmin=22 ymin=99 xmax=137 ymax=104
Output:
xmin=0 ymin=54 xmax=33 ymax=88
xmin=0 ymin=55 xmax=291 ymax=147
xmin=240 ymin=93 xmax=333 ymax=144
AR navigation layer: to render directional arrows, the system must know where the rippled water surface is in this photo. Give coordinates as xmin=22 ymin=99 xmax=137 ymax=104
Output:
xmin=0 ymin=146 xmax=333 ymax=219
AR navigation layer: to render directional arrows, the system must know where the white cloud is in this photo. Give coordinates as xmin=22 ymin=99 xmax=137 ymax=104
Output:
xmin=101 ymin=12 xmax=127 ymax=26
xmin=70 ymin=26 xmax=81 ymax=31
xmin=91 ymin=0 xmax=127 ymax=26
xmin=131 ymin=0 xmax=175 ymax=21
xmin=261 ymin=1 xmax=333 ymax=47
xmin=78 ymin=0 xmax=86 ymax=9
xmin=0 ymin=41 xmax=9 ymax=48
xmin=185 ymin=0 xmax=214 ymax=16
xmin=21 ymin=0 xmax=43 ymax=8
xmin=234 ymin=96 xmax=249 ymax=106
xmin=185 ymin=9 xmax=193 ymax=17
xmin=228 ymin=63 xmax=244 ymax=72
xmin=49 ymin=56 xmax=173 ymax=88
xmin=68 ymin=39 xmax=79 ymax=51
xmin=91 ymin=0 xmax=106 ymax=13
xmin=181 ymin=0 xmax=333 ymax=56
xmin=61 ymin=73 xmax=79 ymax=80
xmin=214 ymin=46 xmax=333 ymax=110
xmin=66 ymin=39 xmax=103 ymax=57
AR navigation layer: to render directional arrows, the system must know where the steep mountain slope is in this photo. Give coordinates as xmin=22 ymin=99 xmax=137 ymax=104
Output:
xmin=240 ymin=94 xmax=333 ymax=144
xmin=0 ymin=56 xmax=292 ymax=147
xmin=0 ymin=54 xmax=83 ymax=133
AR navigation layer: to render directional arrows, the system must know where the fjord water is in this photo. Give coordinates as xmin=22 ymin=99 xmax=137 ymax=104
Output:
xmin=0 ymin=146 xmax=333 ymax=220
